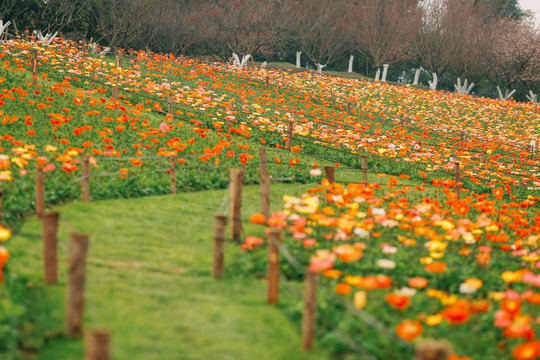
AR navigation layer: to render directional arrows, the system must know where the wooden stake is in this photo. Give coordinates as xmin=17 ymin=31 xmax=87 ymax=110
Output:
xmin=84 ymin=329 xmax=111 ymax=360
xmin=229 ymin=169 xmax=245 ymax=242
xmin=415 ymin=339 xmax=452 ymax=360
xmin=301 ymin=270 xmax=317 ymax=351
xmin=81 ymin=155 xmax=91 ymax=203
xmin=116 ymin=50 xmax=122 ymax=68
xmin=347 ymin=102 xmax=351 ymax=114
xmin=169 ymin=157 xmax=176 ymax=195
xmin=324 ymin=166 xmax=335 ymax=184
xmin=286 ymin=120 xmax=293 ymax=150
xmin=35 ymin=164 xmax=45 ymax=219
xmin=259 ymin=147 xmax=270 ymax=220
xmin=168 ymin=93 xmax=173 ymax=115
xmin=454 ymin=162 xmax=460 ymax=199
xmin=265 ymin=74 xmax=269 ymax=88
xmin=226 ymin=118 xmax=231 ymax=135
xmin=43 ymin=212 xmax=59 ymax=284
xmin=111 ymin=85 xmax=118 ymax=101
xmin=213 ymin=213 xmax=227 ymax=278
xmin=65 ymin=233 xmax=89 ymax=337
xmin=361 ymin=155 xmax=368 ymax=183
xmin=267 ymin=228 xmax=281 ymax=305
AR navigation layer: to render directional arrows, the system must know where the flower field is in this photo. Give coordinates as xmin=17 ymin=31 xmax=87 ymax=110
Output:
xmin=0 ymin=35 xmax=539 ymax=359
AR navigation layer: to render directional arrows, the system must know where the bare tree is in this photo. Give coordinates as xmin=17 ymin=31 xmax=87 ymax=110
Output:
xmin=487 ymin=20 xmax=540 ymax=97
xmin=347 ymin=0 xmax=421 ymax=79
xmin=85 ymin=0 xmax=153 ymax=48
xmin=294 ymin=0 xmax=347 ymax=73
xmin=0 ymin=0 xmax=89 ymax=36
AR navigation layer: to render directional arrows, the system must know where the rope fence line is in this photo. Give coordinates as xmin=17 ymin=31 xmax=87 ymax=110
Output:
xmin=2 ymin=45 xmax=536 ymax=188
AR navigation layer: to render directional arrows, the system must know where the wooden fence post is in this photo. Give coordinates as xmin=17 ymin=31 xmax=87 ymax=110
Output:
xmin=35 ymin=164 xmax=45 ymax=219
xmin=111 ymin=85 xmax=118 ymax=101
xmin=361 ymin=155 xmax=368 ymax=184
xmin=267 ymin=228 xmax=281 ymax=305
xmin=301 ymin=270 xmax=317 ymax=351
xmin=226 ymin=118 xmax=231 ymax=135
xmin=286 ymin=119 xmax=293 ymax=150
xmin=213 ymin=213 xmax=227 ymax=278
xmin=43 ymin=212 xmax=59 ymax=284
xmin=84 ymin=329 xmax=111 ymax=360
xmin=324 ymin=166 xmax=335 ymax=184
xmin=81 ymin=155 xmax=91 ymax=203
xmin=454 ymin=162 xmax=460 ymax=199
xmin=116 ymin=50 xmax=122 ymax=68
xmin=414 ymin=339 xmax=452 ymax=360
xmin=259 ymin=147 xmax=270 ymax=220
xmin=169 ymin=157 xmax=177 ymax=195
xmin=229 ymin=169 xmax=245 ymax=242
xmin=347 ymin=102 xmax=351 ymax=114
xmin=31 ymin=50 xmax=38 ymax=85
xmin=65 ymin=233 xmax=89 ymax=337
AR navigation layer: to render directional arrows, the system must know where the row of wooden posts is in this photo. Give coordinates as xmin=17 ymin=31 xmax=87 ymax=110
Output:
xmin=41 ymin=211 xmax=110 ymax=360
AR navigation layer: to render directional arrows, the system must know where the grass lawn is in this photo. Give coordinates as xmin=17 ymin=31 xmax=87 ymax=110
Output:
xmin=9 ymin=183 xmax=330 ymax=360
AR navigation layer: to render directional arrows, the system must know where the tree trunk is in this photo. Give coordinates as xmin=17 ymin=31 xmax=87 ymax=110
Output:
xmin=429 ymin=73 xmax=438 ymax=90
xmin=381 ymin=64 xmax=389 ymax=82
xmin=413 ymin=68 xmax=421 ymax=85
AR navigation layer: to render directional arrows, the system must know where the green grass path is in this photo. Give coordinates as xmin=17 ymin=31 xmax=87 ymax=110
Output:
xmin=9 ymin=184 xmax=329 ymax=360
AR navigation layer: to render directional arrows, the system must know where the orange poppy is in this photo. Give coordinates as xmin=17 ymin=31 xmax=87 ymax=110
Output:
xmin=425 ymin=262 xmax=447 ymax=273
xmin=511 ymin=340 xmax=540 ymax=360
xmin=335 ymin=283 xmax=352 ymax=295
xmin=249 ymin=213 xmax=266 ymax=224
xmin=323 ymin=269 xmax=343 ymax=279
xmin=408 ymin=277 xmax=429 ymax=289
xmin=385 ymin=293 xmax=411 ymax=310
xmin=152 ymin=102 xmax=163 ymax=111
xmin=396 ymin=319 xmax=423 ymax=342
xmin=442 ymin=303 xmax=471 ymax=325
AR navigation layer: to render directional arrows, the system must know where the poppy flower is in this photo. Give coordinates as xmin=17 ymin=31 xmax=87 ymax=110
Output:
xmin=385 ymin=293 xmax=411 ymax=310
xmin=408 ymin=277 xmax=429 ymax=289
xmin=152 ymin=102 xmax=163 ymax=111
xmin=0 ymin=227 xmax=11 ymax=241
xmin=442 ymin=303 xmax=471 ymax=325
xmin=249 ymin=213 xmax=266 ymax=224
xmin=335 ymin=283 xmax=352 ymax=295
xmin=396 ymin=319 xmax=423 ymax=342
xmin=511 ymin=340 xmax=540 ymax=360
